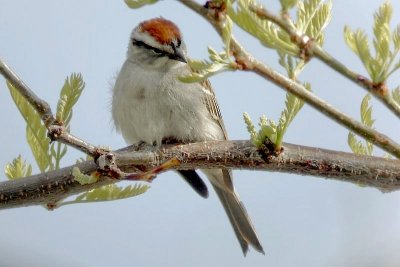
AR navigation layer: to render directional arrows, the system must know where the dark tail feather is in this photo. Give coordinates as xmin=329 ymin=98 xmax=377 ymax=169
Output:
xmin=212 ymin=184 xmax=265 ymax=256
xmin=177 ymin=170 xmax=209 ymax=198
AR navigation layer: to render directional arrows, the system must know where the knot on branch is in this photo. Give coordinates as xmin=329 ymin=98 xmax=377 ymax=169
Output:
xmin=372 ymin=82 xmax=389 ymax=96
xmin=257 ymin=138 xmax=283 ymax=162
xmin=47 ymin=123 xmax=64 ymax=141
xmin=204 ymin=0 xmax=227 ymax=14
xmin=356 ymin=76 xmax=389 ymax=97
xmin=204 ymin=0 xmax=229 ymax=24
xmin=295 ymin=34 xmax=314 ymax=62
xmin=96 ymin=151 xmax=121 ymax=179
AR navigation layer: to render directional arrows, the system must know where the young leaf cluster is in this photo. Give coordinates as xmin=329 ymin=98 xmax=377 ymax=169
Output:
xmin=228 ymin=0 xmax=331 ymax=56
xmin=71 ymin=164 xmax=152 ymax=205
xmin=57 ymin=183 xmax=150 ymax=207
xmin=236 ymin=0 xmax=328 ymax=149
xmin=221 ymin=14 xmax=233 ymax=55
xmin=179 ymin=47 xmax=235 ymax=83
xmin=53 ymin=74 xmax=85 ymax=169
xmin=278 ymin=51 xmax=307 ymax=79
xmin=280 ymin=0 xmax=298 ymax=12
xmin=344 ymin=1 xmax=400 ymax=83
xmin=276 ymin=83 xmax=310 ymax=147
xmin=243 ymin=82 xmax=310 ymax=150
xmin=228 ymin=0 xmax=298 ymax=55
xmin=295 ymin=0 xmax=332 ymax=46
xmin=56 ymin=73 xmax=85 ymax=127
xmin=261 ymin=0 xmax=330 ymax=149
xmin=348 ymin=94 xmax=375 ymax=156
xmin=72 ymin=167 xmax=100 ymax=185
xmin=392 ymin=86 xmax=400 ymax=105
xmin=275 ymin=0 xmax=329 ymax=143
xmin=124 ymin=0 xmax=158 ymax=9
xmin=7 ymin=82 xmax=52 ymax=173
xmin=4 ymin=73 xmax=84 ymax=178
xmin=243 ymin=112 xmax=279 ymax=149
xmin=4 ymin=155 xmax=32 ymax=179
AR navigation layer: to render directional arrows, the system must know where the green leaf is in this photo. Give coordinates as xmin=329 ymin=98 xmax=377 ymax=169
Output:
xmin=348 ymin=94 xmax=374 ymax=155
xmin=58 ymin=183 xmax=150 ymax=207
xmin=348 ymin=132 xmax=368 ymax=155
xmin=278 ymin=50 xmax=307 ymax=78
xmin=244 ymin=83 xmax=309 ymax=149
xmin=360 ymin=94 xmax=374 ymax=155
xmin=124 ymin=0 xmax=158 ymax=8
xmin=393 ymin=26 xmax=400 ymax=50
xmin=344 ymin=2 xmax=400 ymax=83
xmin=179 ymin=62 xmax=230 ymax=83
xmin=7 ymin=82 xmax=52 ymax=172
xmin=280 ymin=0 xmax=298 ymax=11
xmin=276 ymin=82 xmax=310 ymax=147
xmin=373 ymin=1 xmax=391 ymax=63
xmin=258 ymin=115 xmax=278 ymax=146
xmin=179 ymin=48 xmax=234 ymax=83
xmin=296 ymin=0 xmax=332 ymax=46
xmin=207 ymin=46 xmax=229 ymax=63
xmin=243 ymin=113 xmax=277 ymax=148
xmin=392 ymin=86 xmax=400 ymax=105
xmin=56 ymin=73 xmax=85 ymax=126
xmin=228 ymin=0 xmax=298 ymax=55
xmin=360 ymin=94 xmax=375 ymax=127
xmin=222 ymin=16 xmax=233 ymax=55
xmin=344 ymin=26 xmax=373 ymax=76
xmin=53 ymin=73 xmax=85 ymax=169
xmin=243 ymin=112 xmax=258 ymax=143
xmin=72 ymin=167 xmax=99 ymax=185
xmin=4 ymin=155 xmax=32 ymax=179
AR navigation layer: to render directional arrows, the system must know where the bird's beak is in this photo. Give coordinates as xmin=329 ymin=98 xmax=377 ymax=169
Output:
xmin=171 ymin=47 xmax=187 ymax=63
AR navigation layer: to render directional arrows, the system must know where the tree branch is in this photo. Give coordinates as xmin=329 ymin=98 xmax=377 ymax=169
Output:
xmin=177 ymin=0 xmax=400 ymax=158
xmin=1 ymin=140 xmax=400 ymax=209
xmin=0 ymin=57 xmax=100 ymax=157
xmin=2 ymin=1 xmax=400 ymax=212
xmin=249 ymin=3 xmax=400 ymax=119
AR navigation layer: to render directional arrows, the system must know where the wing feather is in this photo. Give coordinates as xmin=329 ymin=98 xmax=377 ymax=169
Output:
xmin=200 ymin=79 xmax=228 ymax=140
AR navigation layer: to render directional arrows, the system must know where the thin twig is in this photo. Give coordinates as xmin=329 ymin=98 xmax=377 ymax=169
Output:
xmin=177 ymin=0 xmax=400 ymax=158
xmin=0 ymin=57 xmax=100 ymax=157
xmin=249 ymin=4 xmax=400 ymax=119
xmin=1 ymin=140 xmax=400 ymax=209
xmin=0 ymin=58 xmax=55 ymax=126
xmin=250 ymin=59 xmax=400 ymax=157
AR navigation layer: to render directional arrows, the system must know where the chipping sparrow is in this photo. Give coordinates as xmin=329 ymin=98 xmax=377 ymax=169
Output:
xmin=112 ymin=17 xmax=264 ymax=255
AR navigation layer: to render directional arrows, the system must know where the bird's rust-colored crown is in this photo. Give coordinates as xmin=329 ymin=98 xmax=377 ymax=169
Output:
xmin=139 ymin=17 xmax=181 ymax=44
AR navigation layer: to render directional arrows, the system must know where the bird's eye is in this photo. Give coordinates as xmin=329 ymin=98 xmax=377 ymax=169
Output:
xmin=132 ymin=39 xmax=144 ymax=47
xmin=150 ymin=47 xmax=164 ymax=56
xmin=177 ymin=40 xmax=181 ymax=47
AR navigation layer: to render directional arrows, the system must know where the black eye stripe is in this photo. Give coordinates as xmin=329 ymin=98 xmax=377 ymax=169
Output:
xmin=132 ymin=39 xmax=167 ymax=56
xmin=170 ymin=40 xmax=181 ymax=49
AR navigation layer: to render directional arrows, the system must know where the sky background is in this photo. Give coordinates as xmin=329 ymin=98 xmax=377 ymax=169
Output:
xmin=1 ymin=0 xmax=400 ymax=266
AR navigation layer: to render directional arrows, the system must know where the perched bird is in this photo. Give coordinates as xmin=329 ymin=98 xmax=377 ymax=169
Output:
xmin=111 ymin=17 xmax=264 ymax=255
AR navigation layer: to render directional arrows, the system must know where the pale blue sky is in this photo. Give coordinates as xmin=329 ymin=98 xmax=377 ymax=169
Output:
xmin=1 ymin=1 xmax=400 ymax=266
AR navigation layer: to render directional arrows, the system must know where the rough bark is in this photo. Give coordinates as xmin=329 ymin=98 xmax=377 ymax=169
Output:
xmin=1 ymin=140 xmax=399 ymax=209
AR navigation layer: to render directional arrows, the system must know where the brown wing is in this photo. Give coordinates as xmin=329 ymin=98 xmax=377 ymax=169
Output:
xmin=200 ymin=78 xmax=228 ymax=140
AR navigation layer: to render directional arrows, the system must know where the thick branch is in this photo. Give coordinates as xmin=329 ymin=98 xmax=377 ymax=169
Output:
xmin=178 ymin=0 xmax=400 ymax=158
xmin=1 ymin=140 xmax=400 ymax=209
